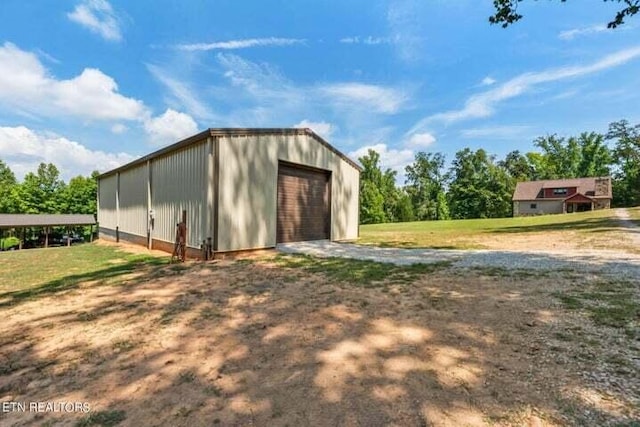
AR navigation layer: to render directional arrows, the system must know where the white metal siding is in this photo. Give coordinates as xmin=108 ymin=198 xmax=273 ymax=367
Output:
xmin=151 ymin=141 xmax=208 ymax=248
xmin=217 ymin=134 xmax=360 ymax=251
xmin=118 ymin=165 xmax=148 ymax=236
xmin=98 ymin=174 xmax=117 ymax=229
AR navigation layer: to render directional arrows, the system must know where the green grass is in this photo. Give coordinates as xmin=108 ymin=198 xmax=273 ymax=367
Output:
xmin=627 ymin=206 xmax=640 ymax=224
xmin=75 ymin=409 xmax=127 ymax=427
xmin=274 ymin=254 xmax=451 ymax=287
xmin=0 ymin=243 xmax=167 ymax=306
xmin=359 ymin=209 xmax=620 ymax=249
xmin=0 ymin=236 xmax=20 ymax=250
xmin=554 ymin=279 xmax=639 ymax=329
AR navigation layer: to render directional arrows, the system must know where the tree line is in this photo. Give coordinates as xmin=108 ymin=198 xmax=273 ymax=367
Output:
xmin=0 ymin=162 xmax=98 ymax=216
xmin=359 ymin=120 xmax=640 ymax=224
xmin=1 ymin=119 xmax=638 ymax=223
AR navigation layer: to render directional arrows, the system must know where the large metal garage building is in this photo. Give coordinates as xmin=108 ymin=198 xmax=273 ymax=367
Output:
xmin=97 ymin=128 xmax=361 ymax=258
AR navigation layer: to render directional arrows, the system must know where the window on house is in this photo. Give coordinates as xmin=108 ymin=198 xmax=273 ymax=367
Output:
xmin=553 ymin=188 xmax=567 ymax=195
xmin=530 ymin=203 xmax=537 ymax=209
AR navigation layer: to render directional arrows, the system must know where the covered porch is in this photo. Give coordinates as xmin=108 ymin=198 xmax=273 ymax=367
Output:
xmin=562 ymin=193 xmax=594 ymax=213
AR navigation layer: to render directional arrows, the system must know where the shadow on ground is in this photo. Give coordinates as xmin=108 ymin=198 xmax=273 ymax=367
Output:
xmin=493 ymin=217 xmax=637 ymax=234
xmin=0 ymin=256 xmax=637 ymax=426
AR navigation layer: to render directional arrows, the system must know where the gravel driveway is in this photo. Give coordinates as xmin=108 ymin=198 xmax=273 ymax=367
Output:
xmin=278 ymin=240 xmax=640 ymax=279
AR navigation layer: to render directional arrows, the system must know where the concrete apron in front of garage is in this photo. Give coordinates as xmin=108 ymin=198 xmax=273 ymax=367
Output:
xmin=276 ymin=240 xmax=640 ymax=280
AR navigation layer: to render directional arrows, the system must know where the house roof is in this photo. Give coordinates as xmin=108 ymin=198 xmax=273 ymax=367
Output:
xmin=98 ymin=128 xmax=362 ymax=179
xmin=0 ymin=214 xmax=96 ymax=229
xmin=512 ymin=177 xmax=612 ymax=201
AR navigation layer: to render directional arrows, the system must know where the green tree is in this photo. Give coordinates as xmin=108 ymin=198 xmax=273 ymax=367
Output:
xmin=525 ymin=152 xmax=555 ymax=180
xmin=490 ymin=0 xmax=639 ymax=29
xmin=15 ymin=163 xmax=66 ymax=214
xmin=0 ymin=160 xmax=18 ymax=213
xmin=575 ymin=132 xmax=612 ymax=177
xmin=499 ymin=150 xmax=535 ymax=182
xmin=533 ymin=133 xmax=612 ymax=179
xmin=405 ymin=152 xmax=449 ymax=220
xmin=447 ymin=148 xmax=513 ymax=219
xmin=435 ymin=191 xmax=450 ymax=220
xmin=360 ymin=180 xmax=386 ymax=224
xmin=358 ymin=149 xmax=400 ymax=224
xmin=393 ymin=190 xmax=415 ymax=223
xmin=534 ymin=134 xmax=580 ymax=178
xmin=606 ymin=119 xmax=640 ymax=207
xmin=62 ymin=171 xmax=99 ymax=214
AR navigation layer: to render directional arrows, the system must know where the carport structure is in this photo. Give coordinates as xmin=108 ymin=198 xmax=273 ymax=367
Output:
xmin=0 ymin=214 xmax=97 ymax=250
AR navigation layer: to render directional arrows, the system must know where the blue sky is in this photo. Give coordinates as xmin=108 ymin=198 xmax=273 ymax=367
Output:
xmin=1 ymin=0 xmax=639 ymax=183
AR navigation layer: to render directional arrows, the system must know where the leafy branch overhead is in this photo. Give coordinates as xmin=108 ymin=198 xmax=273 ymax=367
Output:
xmin=490 ymin=0 xmax=640 ymax=28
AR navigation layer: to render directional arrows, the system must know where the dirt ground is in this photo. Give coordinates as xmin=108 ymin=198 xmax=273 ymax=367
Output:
xmin=0 ymin=252 xmax=638 ymax=426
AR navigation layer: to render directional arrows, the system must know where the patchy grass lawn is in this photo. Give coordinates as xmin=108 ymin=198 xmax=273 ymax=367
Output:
xmin=627 ymin=206 xmax=640 ymax=224
xmin=0 ymin=243 xmax=166 ymax=305
xmin=0 ymin=244 xmax=638 ymax=426
xmin=359 ymin=209 xmax=633 ymax=251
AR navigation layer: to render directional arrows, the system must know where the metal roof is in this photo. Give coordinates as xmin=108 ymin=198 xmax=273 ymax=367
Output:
xmin=98 ymin=128 xmax=362 ymax=179
xmin=512 ymin=177 xmax=612 ymax=201
xmin=0 ymin=214 xmax=96 ymax=228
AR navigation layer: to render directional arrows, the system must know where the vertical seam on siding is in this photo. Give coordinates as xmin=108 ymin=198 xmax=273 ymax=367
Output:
xmin=213 ymin=136 xmax=220 ymax=252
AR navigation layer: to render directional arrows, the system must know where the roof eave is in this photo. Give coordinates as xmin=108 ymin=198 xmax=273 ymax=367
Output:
xmin=97 ymin=128 xmax=362 ymax=179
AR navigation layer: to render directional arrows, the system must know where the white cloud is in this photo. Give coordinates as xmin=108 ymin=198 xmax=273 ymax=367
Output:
xmin=481 ymin=76 xmax=497 ymax=86
xmin=0 ymin=126 xmax=135 ymax=180
xmin=143 ymin=109 xmax=198 ymax=146
xmin=410 ymin=45 xmax=640 ymax=132
xmin=406 ymin=132 xmax=436 ymax=147
xmin=217 ymin=53 xmax=302 ymax=104
xmin=110 ymin=123 xmax=127 ymax=134
xmin=293 ymin=120 xmax=335 ymax=139
xmin=147 ymin=64 xmax=216 ymax=120
xmin=0 ymin=42 xmax=145 ymax=121
xmin=176 ymin=37 xmax=305 ymax=51
xmin=67 ymin=0 xmax=122 ymax=42
xmin=0 ymin=42 xmax=198 ymax=141
xmin=208 ymin=53 xmax=410 ymax=133
xmin=319 ymin=83 xmax=406 ymax=114
xmin=215 ymin=54 xmax=409 ymax=118
xmin=559 ymin=24 xmax=607 ymax=40
xmin=340 ymin=36 xmax=393 ymax=45
xmin=349 ymin=143 xmax=415 ymax=181
xmin=460 ymin=125 xmax=531 ymax=139
xmin=386 ymin=0 xmax=425 ymax=62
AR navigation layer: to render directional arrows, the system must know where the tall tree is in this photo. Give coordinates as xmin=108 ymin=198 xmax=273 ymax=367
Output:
xmin=575 ymin=132 xmax=613 ymax=177
xmin=0 ymin=160 xmax=17 ymax=213
xmin=499 ymin=150 xmax=535 ymax=182
xmin=525 ymin=152 xmax=555 ymax=181
xmin=62 ymin=171 xmax=99 ymax=214
xmin=15 ymin=163 xmax=66 ymax=214
xmin=358 ymin=149 xmax=401 ymax=224
xmin=393 ymin=190 xmax=415 ymax=223
xmin=447 ymin=148 xmax=513 ymax=219
xmin=405 ymin=152 xmax=449 ymax=220
xmin=606 ymin=119 xmax=640 ymax=207
xmin=534 ymin=134 xmax=581 ymax=179
xmin=533 ymin=133 xmax=612 ymax=179
xmin=490 ymin=0 xmax=639 ymax=28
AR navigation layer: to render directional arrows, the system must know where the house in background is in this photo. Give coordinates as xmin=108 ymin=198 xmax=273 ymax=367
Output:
xmin=512 ymin=177 xmax=612 ymax=216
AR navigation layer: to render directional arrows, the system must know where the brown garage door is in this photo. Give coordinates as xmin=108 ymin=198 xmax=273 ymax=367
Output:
xmin=277 ymin=162 xmax=331 ymax=243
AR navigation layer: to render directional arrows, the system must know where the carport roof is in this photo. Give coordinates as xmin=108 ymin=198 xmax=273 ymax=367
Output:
xmin=0 ymin=214 xmax=96 ymax=229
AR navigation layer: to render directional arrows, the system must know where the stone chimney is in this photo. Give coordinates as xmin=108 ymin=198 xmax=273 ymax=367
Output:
xmin=594 ymin=177 xmax=610 ymax=196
